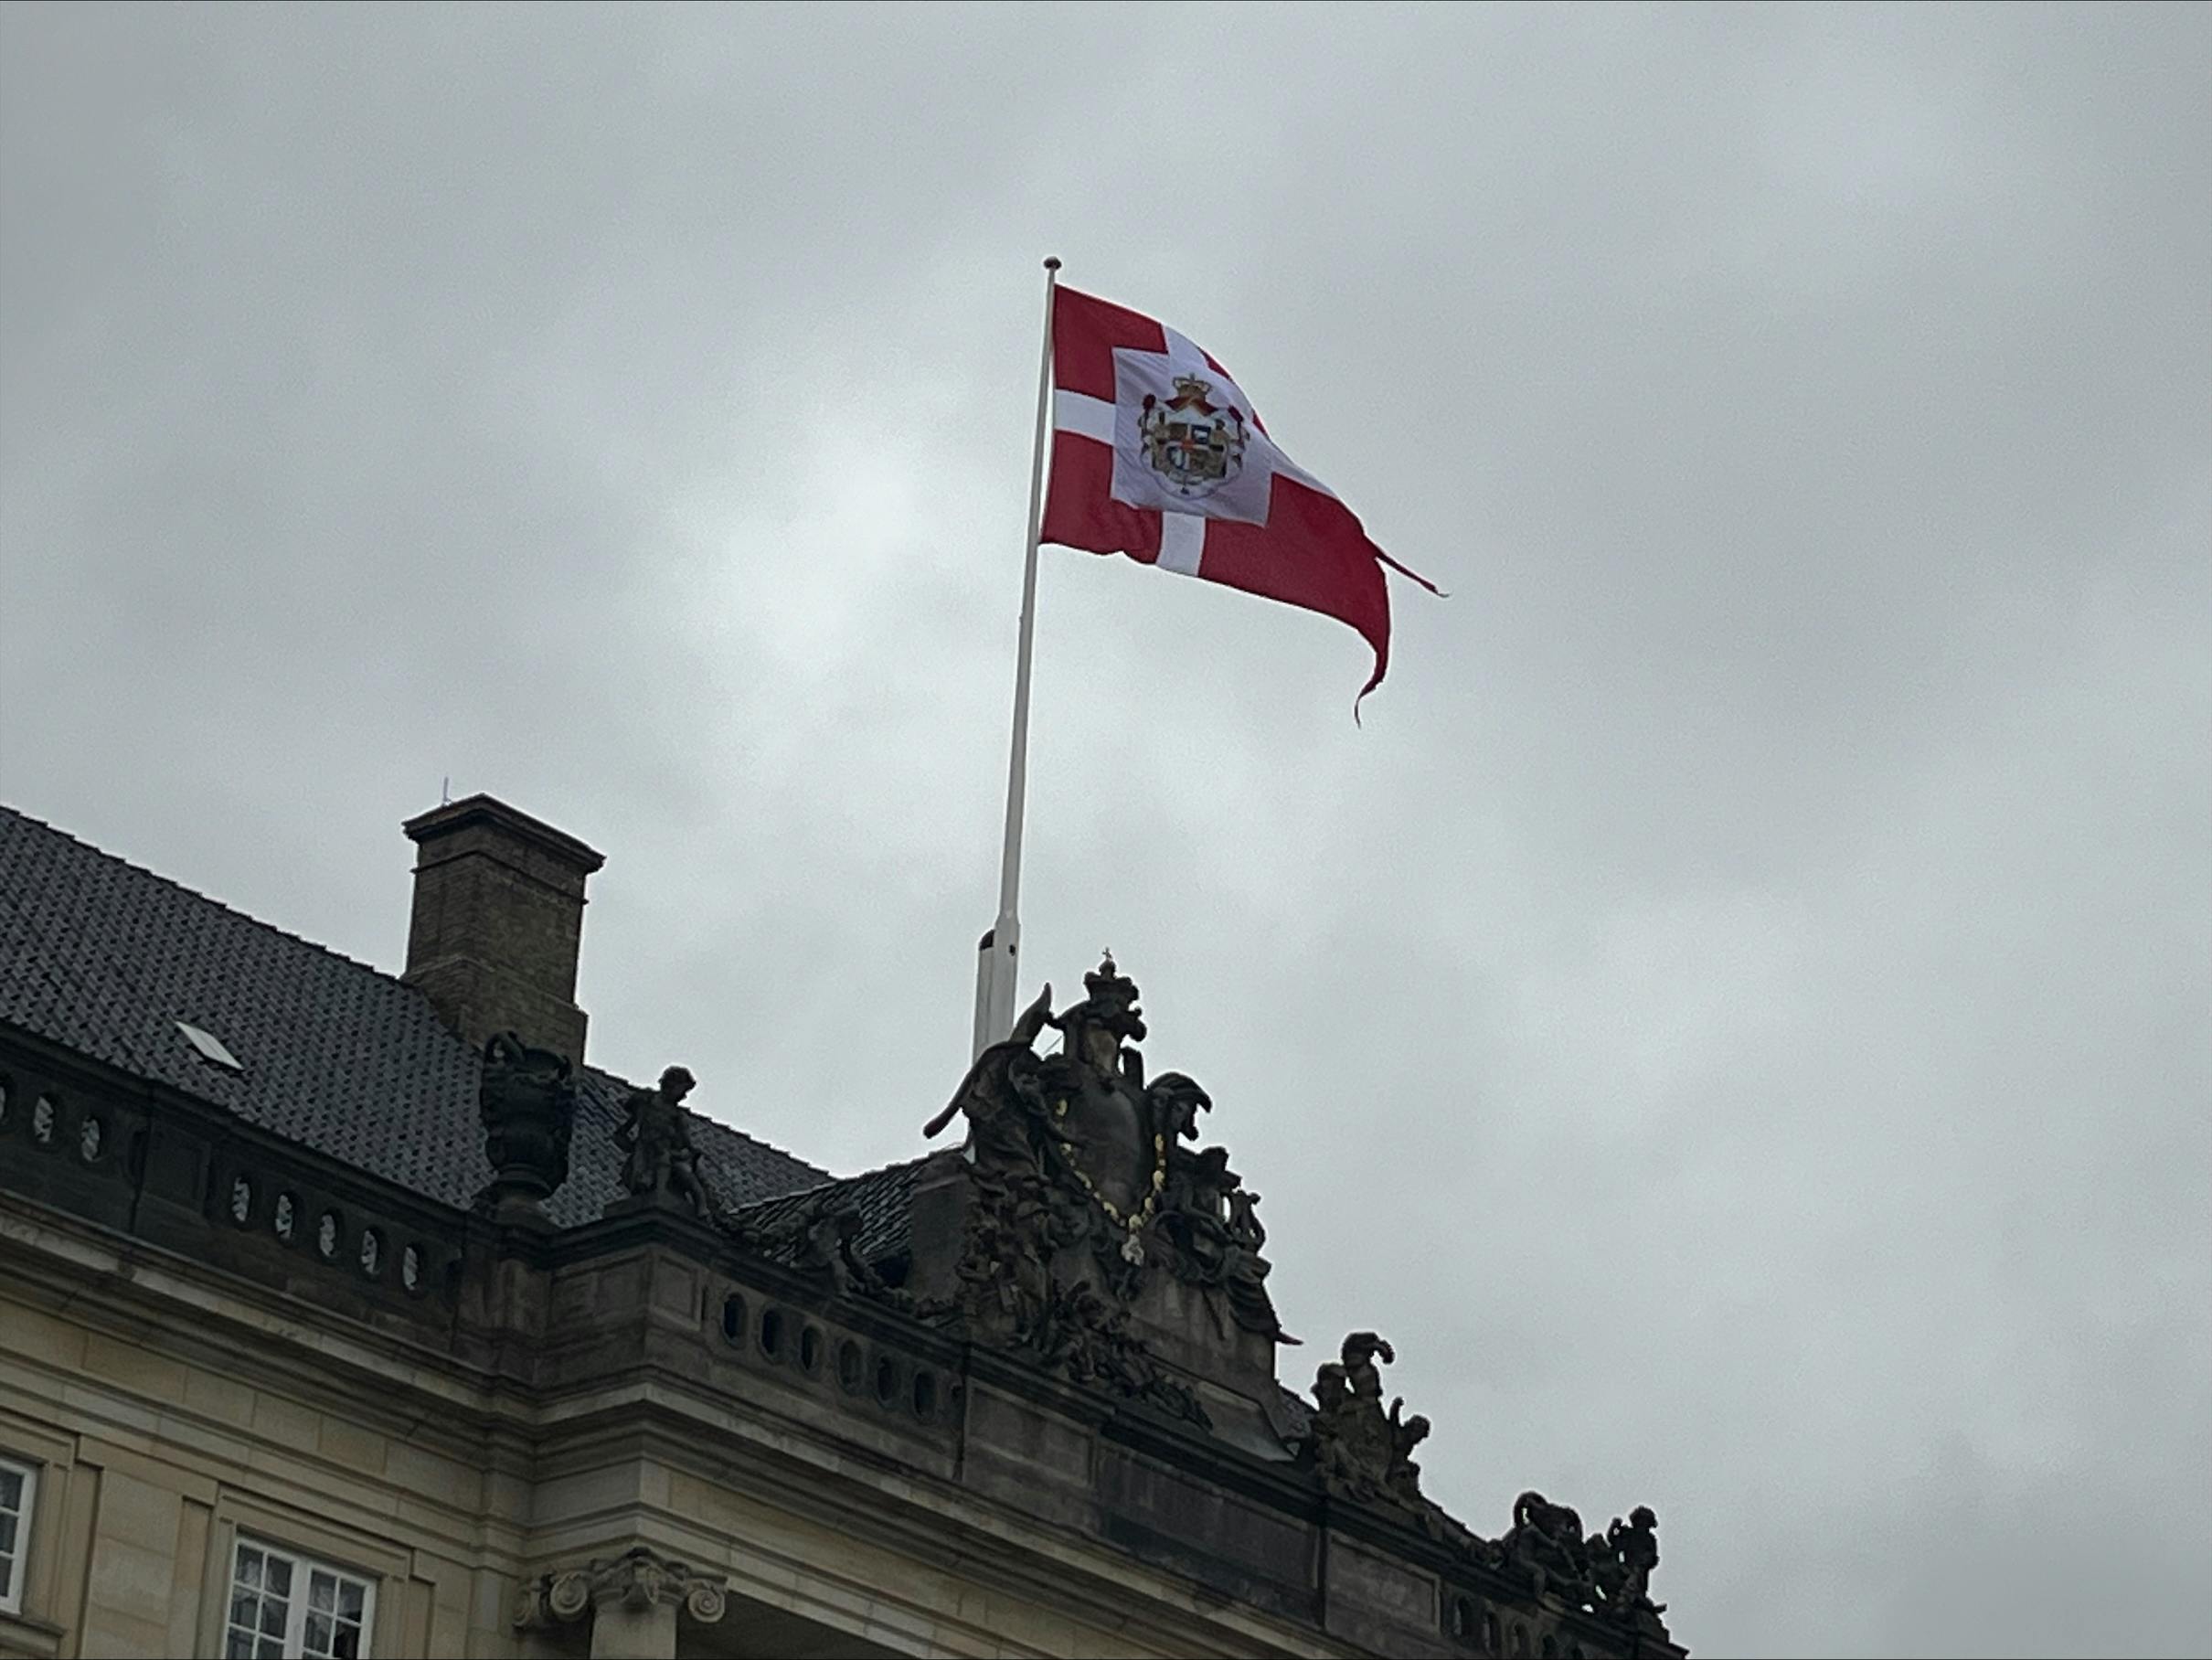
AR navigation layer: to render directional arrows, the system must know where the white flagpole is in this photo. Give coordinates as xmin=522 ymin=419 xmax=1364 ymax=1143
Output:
xmin=973 ymin=256 xmax=1061 ymax=1059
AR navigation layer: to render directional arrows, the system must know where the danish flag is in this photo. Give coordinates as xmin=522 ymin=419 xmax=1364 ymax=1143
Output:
xmin=1040 ymin=284 xmax=1441 ymax=706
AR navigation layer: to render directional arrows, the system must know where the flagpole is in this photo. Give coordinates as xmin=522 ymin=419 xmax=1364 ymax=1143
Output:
xmin=973 ymin=256 xmax=1061 ymax=1059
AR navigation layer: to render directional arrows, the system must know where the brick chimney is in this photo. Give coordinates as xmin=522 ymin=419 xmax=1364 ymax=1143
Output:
xmin=400 ymin=795 xmax=605 ymax=1063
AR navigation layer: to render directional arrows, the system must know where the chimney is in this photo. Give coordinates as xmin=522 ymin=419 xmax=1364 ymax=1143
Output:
xmin=400 ymin=795 xmax=605 ymax=1063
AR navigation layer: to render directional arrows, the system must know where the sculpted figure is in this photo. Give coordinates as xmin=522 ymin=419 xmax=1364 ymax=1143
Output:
xmin=1304 ymin=1361 xmax=1366 ymax=1495
xmin=925 ymin=984 xmax=1057 ymax=1168
xmin=617 ymin=1066 xmax=712 ymax=1217
xmin=1154 ymin=1145 xmax=1293 ymax=1342
xmin=910 ymin=956 xmax=1230 ymax=1432
xmin=1343 ymin=1331 xmax=1396 ymax=1406
xmin=1305 ymin=1333 xmax=1431 ymax=1513
xmin=1600 ymin=1506 xmax=1665 ymax=1622
xmin=1146 ymin=1071 xmax=1212 ymax=1146
xmin=1207 ymin=1159 xmax=1293 ymax=1342
xmin=1385 ymin=1401 xmax=1431 ymax=1507
xmin=1504 ymin=1490 xmax=1596 ymax=1603
xmin=1225 ymin=1180 xmax=1266 ymax=1251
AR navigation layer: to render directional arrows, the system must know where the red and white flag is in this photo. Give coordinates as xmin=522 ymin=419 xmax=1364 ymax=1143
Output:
xmin=1040 ymin=284 xmax=1440 ymax=705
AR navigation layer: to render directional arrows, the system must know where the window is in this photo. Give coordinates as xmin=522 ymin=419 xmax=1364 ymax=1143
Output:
xmin=0 ymin=1456 xmax=35 ymax=1616
xmin=225 ymin=1538 xmax=374 ymax=1660
xmin=176 ymin=1019 xmax=244 ymax=1070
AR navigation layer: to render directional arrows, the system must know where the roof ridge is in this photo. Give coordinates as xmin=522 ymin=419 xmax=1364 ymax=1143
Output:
xmin=0 ymin=803 xmax=407 ymax=986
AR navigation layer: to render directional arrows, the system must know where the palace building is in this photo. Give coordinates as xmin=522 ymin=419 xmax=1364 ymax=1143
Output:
xmin=0 ymin=793 xmax=1680 ymax=1659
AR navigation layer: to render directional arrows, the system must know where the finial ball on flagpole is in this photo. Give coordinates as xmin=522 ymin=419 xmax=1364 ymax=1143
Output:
xmin=1044 ymin=257 xmax=1062 ymax=271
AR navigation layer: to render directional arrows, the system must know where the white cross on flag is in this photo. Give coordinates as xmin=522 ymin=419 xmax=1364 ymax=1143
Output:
xmin=1041 ymin=284 xmax=1440 ymax=704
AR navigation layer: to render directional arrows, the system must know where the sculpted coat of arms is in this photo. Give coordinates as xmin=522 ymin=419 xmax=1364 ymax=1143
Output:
xmin=920 ymin=954 xmax=1294 ymax=1427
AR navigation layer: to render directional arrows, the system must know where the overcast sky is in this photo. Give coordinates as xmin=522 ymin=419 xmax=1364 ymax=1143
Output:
xmin=4 ymin=5 xmax=2207 ymax=1655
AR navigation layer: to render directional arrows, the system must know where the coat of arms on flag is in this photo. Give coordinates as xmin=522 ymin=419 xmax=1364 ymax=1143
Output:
xmin=1138 ymin=377 xmax=1248 ymax=498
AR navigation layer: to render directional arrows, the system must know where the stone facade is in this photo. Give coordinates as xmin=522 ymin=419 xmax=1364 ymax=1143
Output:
xmin=0 ymin=801 xmax=1683 ymax=1660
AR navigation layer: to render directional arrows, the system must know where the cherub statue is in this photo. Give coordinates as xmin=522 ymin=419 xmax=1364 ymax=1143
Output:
xmin=617 ymin=1066 xmax=712 ymax=1217
xmin=1600 ymin=1506 xmax=1665 ymax=1621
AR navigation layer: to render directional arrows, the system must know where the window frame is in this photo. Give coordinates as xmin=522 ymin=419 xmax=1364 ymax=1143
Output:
xmin=223 ymin=1534 xmax=376 ymax=1660
xmin=0 ymin=1454 xmax=36 ymax=1617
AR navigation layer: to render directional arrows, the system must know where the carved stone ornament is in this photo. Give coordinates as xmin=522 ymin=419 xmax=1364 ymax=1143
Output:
xmin=1489 ymin=1492 xmax=1670 ymax=1631
xmin=1295 ymin=1335 xmax=1669 ymax=1632
xmin=514 ymin=1546 xmax=728 ymax=1631
xmin=611 ymin=1065 xmax=714 ymax=1218
xmin=473 ymin=1031 xmax=577 ymax=1222
xmin=720 ymin=1186 xmax=891 ymax=1296
xmin=916 ymin=954 xmax=1303 ymax=1429
xmin=1302 ymin=1333 xmax=1439 ymax=1521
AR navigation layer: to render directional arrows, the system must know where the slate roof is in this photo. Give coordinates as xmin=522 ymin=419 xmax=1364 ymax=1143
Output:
xmin=0 ymin=803 xmax=832 ymax=1227
xmin=728 ymin=1154 xmax=931 ymax=1268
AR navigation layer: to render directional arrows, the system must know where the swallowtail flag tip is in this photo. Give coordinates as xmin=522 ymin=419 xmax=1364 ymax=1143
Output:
xmin=1039 ymin=283 xmax=1442 ymax=711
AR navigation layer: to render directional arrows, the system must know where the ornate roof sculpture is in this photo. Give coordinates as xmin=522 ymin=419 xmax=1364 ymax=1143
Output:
xmin=760 ymin=950 xmax=1672 ymax=1644
xmin=905 ymin=953 xmax=1303 ymax=1428
xmin=488 ymin=949 xmax=1674 ymax=1644
xmin=1299 ymin=1330 xmax=1671 ymax=1639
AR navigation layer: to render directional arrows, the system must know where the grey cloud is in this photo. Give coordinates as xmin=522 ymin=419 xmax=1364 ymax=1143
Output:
xmin=5 ymin=5 xmax=2207 ymax=1655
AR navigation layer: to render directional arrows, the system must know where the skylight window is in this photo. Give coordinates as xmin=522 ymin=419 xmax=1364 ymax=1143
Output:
xmin=175 ymin=1020 xmax=242 ymax=1071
